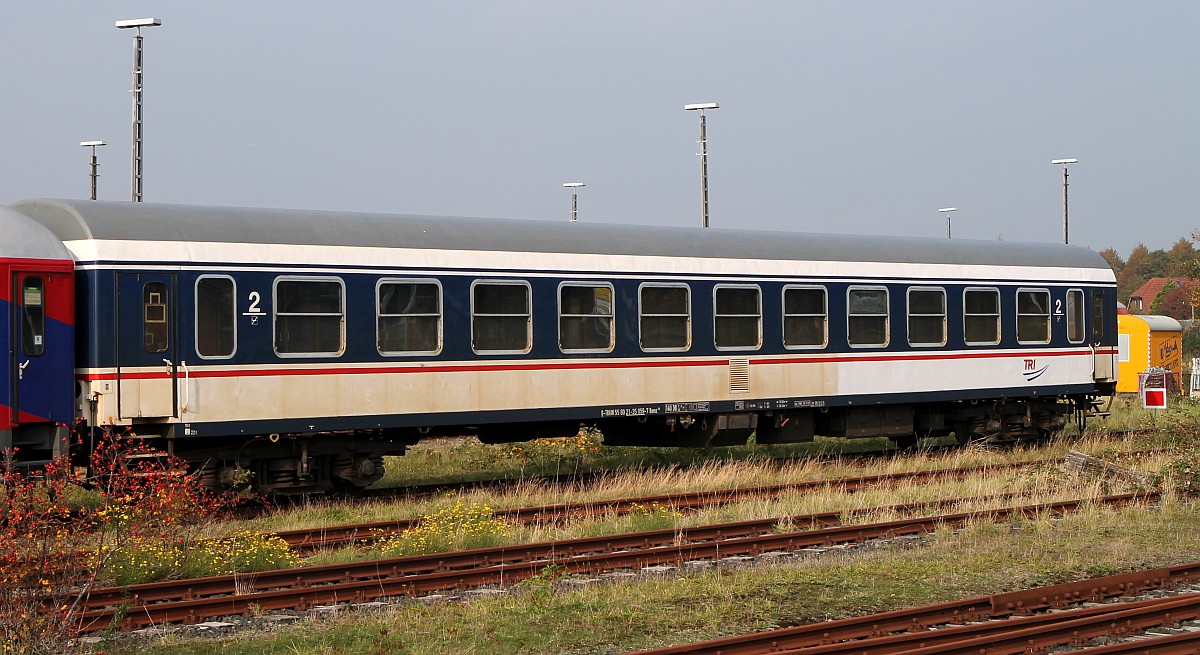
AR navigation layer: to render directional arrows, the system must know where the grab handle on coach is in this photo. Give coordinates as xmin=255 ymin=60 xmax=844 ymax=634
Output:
xmin=163 ymin=358 xmax=191 ymax=415
xmin=179 ymin=361 xmax=190 ymax=413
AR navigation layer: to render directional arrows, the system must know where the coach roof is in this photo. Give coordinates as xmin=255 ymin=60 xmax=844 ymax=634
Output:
xmin=11 ymin=198 xmax=1108 ymax=270
xmin=0 ymin=204 xmax=74 ymax=261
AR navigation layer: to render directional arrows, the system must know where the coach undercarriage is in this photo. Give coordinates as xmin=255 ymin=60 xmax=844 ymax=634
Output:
xmin=595 ymin=395 xmax=1094 ymax=451
xmin=80 ymin=392 xmax=1100 ymax=495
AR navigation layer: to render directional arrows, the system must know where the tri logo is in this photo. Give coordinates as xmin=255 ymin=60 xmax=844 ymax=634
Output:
xmin=1022 ymin=358 xmax=1048 ymax=382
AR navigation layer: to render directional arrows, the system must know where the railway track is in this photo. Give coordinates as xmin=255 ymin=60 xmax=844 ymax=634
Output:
xmin=629 ymin=560 xmax=1200 ymax=654
xmin=241 ymin=442 xmax=964 ymax=517
xmin=272 ymin=461 xmax=1042 ymax=551
xmin=248 ymin=438 xmax=1161 ymax=518
xmin=77 ymin=491 xmax=1156 ymax=632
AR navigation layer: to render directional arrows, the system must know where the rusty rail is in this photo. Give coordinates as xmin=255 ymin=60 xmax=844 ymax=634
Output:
xmin=78 ymin=489 xmax=1055 ymax=609
xmin=275 ymin=462 xmax=1038 ymax=551
xmin=629 ymin=558 xmax=1200 ymax=654
xmin=78 ymin=492 xmax=1156 ymax=632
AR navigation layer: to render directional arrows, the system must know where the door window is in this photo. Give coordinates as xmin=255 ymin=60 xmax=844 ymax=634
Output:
xmin=1066 ymin=289 xmax=1085 ymax=343
xmin=21 ymin=277 xmax=45 ymax=357
xmin=143 ymin=282 xmax=169 ymax=354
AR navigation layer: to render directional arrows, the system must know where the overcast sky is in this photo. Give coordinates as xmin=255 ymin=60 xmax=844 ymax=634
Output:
xmin=2 ymin=2 xmax=1196 ymax=257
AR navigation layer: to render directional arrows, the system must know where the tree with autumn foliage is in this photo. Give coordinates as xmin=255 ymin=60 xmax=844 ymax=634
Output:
xmin=1098 ymin=247 xmax=1125 ymax=279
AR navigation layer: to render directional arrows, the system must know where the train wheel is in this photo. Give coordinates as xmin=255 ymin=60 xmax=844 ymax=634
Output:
xmin=330 ymin=454 xmax=385 ymax=490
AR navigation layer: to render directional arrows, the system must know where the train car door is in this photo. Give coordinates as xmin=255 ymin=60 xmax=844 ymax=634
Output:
xmin=117 ymin=273 xmax=178 ymax=419
xmin=10 ymin=269 xmax=74 ymax=428
xmin=1 ymin=265 xmax=11 ymax=435
xmin=1092 ymin=288 xmax=1116 ymax=381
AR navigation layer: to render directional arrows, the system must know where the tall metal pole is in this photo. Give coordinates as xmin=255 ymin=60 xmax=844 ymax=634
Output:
xmin=685 ymin=102 xmax=719 ymax=228
xmin=698 ymin=110 xmax=710 ymax=228
xmin=938 ymin=207 xmax=957 ymax=239
xmin=130 ymin=27 xmax=144 ymax=202
xmin=1061 ymin=164 xmax=1069 ymax=245
xmin=80 ymin=141 xmax=106 ymax=200
xmin=563 ymin=182 xmax=585 ymax=222
xmin=118 ymin=18 xmax=161 ymax=202
xmin=1051 ymin=159 xmax=1077 ymax=245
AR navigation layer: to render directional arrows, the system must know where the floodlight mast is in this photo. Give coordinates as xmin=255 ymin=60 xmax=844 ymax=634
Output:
xmin=80 ymin=141 xmax=107 ymax=200
xmin=938 ymin=207 xmax=957 ymax=239
xmin=1052 ymin=158 xmax=1078 ymax=244
xmin=563 ymin=182 xmax=585 ymax=221
xmin=116 ymin=17 xmax=162 ymax=202
xmin=684 ymin=102 xmax=719 ymax=227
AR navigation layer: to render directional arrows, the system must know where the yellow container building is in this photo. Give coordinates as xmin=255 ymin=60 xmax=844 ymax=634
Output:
xmin=1116 ymin=314 xmax=1183 ymax=393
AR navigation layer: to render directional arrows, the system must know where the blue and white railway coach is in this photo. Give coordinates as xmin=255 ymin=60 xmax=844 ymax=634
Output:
xmin=3 ymin=199 xmax=1118 ymax=493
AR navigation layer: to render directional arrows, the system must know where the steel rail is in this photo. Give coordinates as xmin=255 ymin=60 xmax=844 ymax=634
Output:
xmin=629 ymin=560 xmax=1200 ymax=655
xmin=767 ymin=594 xmax=1200 ymax=655
xmin=79 ymin=489 xmax=1048 ymax=608
xmin=77 ymin=492 xmax=1155 ymax=632
xmin=849 ymin=593 xmax=1200 ymax=655
xmin=1060 ymin=630 xmax=1200 ymax=655
xmin=275 ymin=462 xmax=1038 ymax=550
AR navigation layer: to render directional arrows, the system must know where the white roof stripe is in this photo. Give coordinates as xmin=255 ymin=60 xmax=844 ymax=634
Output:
xmin=62 ymin=238 xmax=1116 ymax=283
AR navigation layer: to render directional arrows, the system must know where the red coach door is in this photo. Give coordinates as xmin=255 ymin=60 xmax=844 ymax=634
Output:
xmin=2 ymin=266 xmax=11 ymax=433
xmin=10 ymin=268 xmax=75 ymax=430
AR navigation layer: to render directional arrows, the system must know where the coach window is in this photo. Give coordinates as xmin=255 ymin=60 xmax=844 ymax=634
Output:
xmin=907 ymin=287 xmax=946 ymax=346
xmin=1016 ymin=289 xmax=1051 ymax=344
xmin=963 ymin=288 xmax=1001 ymax=345
xmin=847 ymin=286 xmax=888 ymax=347
xmin=378 ymin=280 xmax=442 ymax=355
xmin=273 ymin=277 xmax=345 ymax=356
xmin=472 ymin=281 xmax=531 ymax=353
xmin=639 ymin=283 xmax=690 ymax=351
xmin=559 ymin=283 xmax=614 ymax=353
xmin=783 ymin=285 xmax=827 ymax=348
xmin=143 ymin=282 xmax=170 ymax=354
xmin=1066 ymin=289 xmax=1085 ymax=344
xmin=195 ymin=276 xmax=236 ymax=359
xmin=1092 ymin=292 xmax=1107 ymax=343
xmin=714 ymin=285 xmax=762 ymax=350
xmin=21 ymin=277 xmax=45 ymax=357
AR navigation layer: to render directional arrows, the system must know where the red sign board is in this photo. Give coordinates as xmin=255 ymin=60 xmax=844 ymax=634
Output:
xmin=1144 ymin=388 xmax=1167 ymax=409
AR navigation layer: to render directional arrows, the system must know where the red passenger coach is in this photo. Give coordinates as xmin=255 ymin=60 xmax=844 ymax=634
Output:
xmin=0 ymin=206 xmax=75 ymax=465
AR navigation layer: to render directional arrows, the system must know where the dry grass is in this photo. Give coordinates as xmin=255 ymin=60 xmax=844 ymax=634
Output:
xmin=99 ymin=415 xmax=1200 ymax=654
xmin=197 ymin=429 xmax=1170 ymax=571
xmin=113 ymin=496 xmax=1200 ymax=655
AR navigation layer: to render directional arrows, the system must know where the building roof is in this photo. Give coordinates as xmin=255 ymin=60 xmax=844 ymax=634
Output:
xmin=1129 ymin=278 xmax=1176 ymax=303
xmin=1129 ymin=277 xmax=1199 ymax=304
